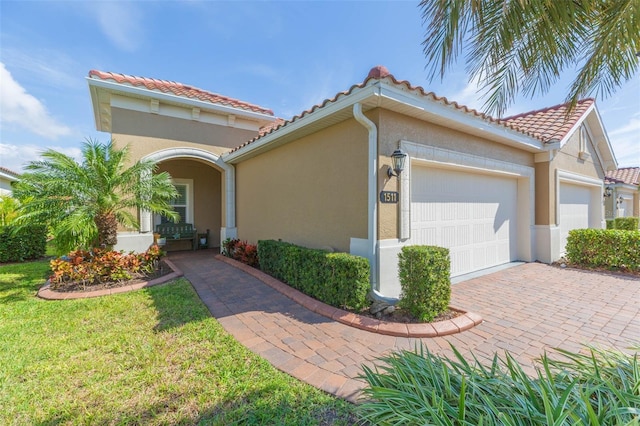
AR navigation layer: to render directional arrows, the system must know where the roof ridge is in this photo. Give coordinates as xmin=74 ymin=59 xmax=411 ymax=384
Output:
xmin=502 ymin=98 xmax=595 ymax=121
xmin=230 ymin=66 xmax=548 ymax=153
xmin=88 ymin=70 xmax=274 ymax=116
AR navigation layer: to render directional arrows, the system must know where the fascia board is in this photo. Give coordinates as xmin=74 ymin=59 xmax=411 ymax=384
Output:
xmin=223 ymin=84 xmax=381 ymax=163
xmin=377 ymin=84 xmax=546 ymax=152
xmin=86 ymin=77 xmax=276 ymax=124
xmin=87 ymin=81 xmax=104 ymax=131
xmin=557 ymin=102 xmax=594 ymax=148
xmin=0 ymin=170 xmax=19 ymax=181
xmin=589 ymin=104 xmax=618 ymax=169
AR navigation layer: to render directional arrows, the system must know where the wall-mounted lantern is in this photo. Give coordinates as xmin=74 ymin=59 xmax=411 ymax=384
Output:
xmin=603 ymin=186 xmax=613 ymax=198
xmin=387 ymin=149 xmax=407 ymax=178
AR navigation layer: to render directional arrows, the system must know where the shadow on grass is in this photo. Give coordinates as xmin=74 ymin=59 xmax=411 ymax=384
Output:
xmin=36 ymin=386 xmax=359 ymax=426
xmin=0 ymin=259 xmax=51 ymax=304
xmin=144 ymin=278 xmax=211 ymax=332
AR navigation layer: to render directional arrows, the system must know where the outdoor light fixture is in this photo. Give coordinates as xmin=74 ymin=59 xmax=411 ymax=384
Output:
xmin=617 ymin=195 xmax=624 ymax=205
xmin=387 ymin=149 xmax=407 ymax=178
xmin=604 ymin=186 xmax=613 ymax=198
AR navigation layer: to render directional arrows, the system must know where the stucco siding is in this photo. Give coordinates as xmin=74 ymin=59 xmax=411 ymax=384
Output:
xmin=111 ymin=107 xmax=258 ymax=156
xmin=553 ymin=130 xmax=605 ymax=179
xmin=157 ymin=160 xmax=222 ymax=249
xmin=235 ymin=119 xmax=368 ymax=252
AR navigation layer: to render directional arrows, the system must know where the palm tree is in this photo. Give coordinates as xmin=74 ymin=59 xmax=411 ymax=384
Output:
xmin=420 ymin=0 xmax=639 ymax=116
xmin=13 ymin=140 xmax=178 ymax=254
xmin=0 ymin=195 xmax=19 ymax=226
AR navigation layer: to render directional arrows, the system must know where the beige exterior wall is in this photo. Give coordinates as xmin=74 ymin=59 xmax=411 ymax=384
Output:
xmin=156 ymin=159 xmax=222 ymax=249
xmin=375 ymin=109 xmax=535 ymax=239
xmin=535 ymin=162 xmax=553 ymax=225
xmin=111 ymin=108 xmax=259 ymax=156
xmin=235 ymin=118 xmax=368 ymax=252
xmin=538 ymin=125 xmax=606 ymax=225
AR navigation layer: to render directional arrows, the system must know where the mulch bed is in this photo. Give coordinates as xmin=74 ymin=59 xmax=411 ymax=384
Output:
xmin=551 ymin=258 xmax=640 ymax=278
xmin=50 ymin=260 xmax=173 ymax=293
xmin=354 ymin=306 xmax=463 ymax=324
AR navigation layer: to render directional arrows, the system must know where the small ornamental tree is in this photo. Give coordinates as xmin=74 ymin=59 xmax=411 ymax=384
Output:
xmin=13 ymin=139 xmax=179 ymax=254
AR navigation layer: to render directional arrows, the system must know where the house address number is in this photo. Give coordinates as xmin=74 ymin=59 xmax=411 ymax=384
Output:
xmin=380 ymin=191 xmax=398 ymax=204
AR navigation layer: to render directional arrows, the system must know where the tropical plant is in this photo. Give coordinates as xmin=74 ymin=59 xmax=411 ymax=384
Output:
xmin=421 ymin=0 xmax=640 ymax=116
xmin=12 ymin=140 xmax=179 ymax=254
xmin=0 ymin=195 xmax=19 ymax=226
xmin=359 ymin=343 xmax=640 ymax=425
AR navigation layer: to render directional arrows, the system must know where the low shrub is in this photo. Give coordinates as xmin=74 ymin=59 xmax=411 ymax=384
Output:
xmin=614 ymin=216 xmax=639 ymax=230
xmin=565 ymin=228 xmax=640 ymax=272
xmin=222 ymin=238 xmax=259 ymax=267
xmin=359 ymin=344 xmax=640 ymax=425
xmin=606 ymin=219 xmax=615 ymax=229
xmin=49 ymin=245 xmax=163 ymax=288
xmin=0 ymin=225 xmax=47 ymax=263
xmin=397 ymin=245 xmax=450 ymax=322
xmin=257 ymin=240 xmax=369 ymax=311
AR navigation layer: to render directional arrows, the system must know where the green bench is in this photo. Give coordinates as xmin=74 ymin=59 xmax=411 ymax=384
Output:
xmin=156 ymin=223 xmax=197 ymax=251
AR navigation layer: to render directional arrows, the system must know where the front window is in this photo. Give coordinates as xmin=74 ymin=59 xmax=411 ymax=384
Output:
xmin=157 ymin=178 xmax=193 ymax=224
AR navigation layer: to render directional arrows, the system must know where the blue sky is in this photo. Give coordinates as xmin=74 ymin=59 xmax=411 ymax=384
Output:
xmin=1 ymin=1 xmax=638 ymax=173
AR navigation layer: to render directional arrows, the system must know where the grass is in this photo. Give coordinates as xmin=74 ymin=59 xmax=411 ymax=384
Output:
xmin=0 ymin=260 xmax=357 ymax=425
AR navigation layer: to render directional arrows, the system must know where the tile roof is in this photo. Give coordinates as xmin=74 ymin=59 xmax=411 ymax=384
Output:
xmin=0 ymin=166 xmax=20 ymax=178
xmin=605 ymin=167 xmax=640 ymax=186
xmin=229 ymin=65 xmax=593 ymax=154
xmin=88 ymin=70 xmax=274 ymax=116
xmin=502 ymin=99 xmax=594 ymax=143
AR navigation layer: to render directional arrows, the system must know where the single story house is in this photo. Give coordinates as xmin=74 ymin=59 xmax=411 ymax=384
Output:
xmin=0 ymin=167 xmax=20 ymax=196
xmin=87 ymin=65 xmax=618 ymax=299
xmin=604 ymin=167 xmax=640 ymax=219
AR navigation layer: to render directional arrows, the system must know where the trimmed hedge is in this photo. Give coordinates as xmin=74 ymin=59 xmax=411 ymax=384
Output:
xmin=397 ymin=245 xmax=451 ymax=322
xmin=614 ymin=217 xmax=639 ymax=230
xmin=565 ymin=229 xmax=640 ymax=272
xmin=257 ymin=240 xmax=370 ymax=310
xmin=0 ymin=225 xmax=47 ymax=263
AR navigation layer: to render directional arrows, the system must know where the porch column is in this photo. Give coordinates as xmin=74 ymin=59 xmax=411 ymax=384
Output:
xmin=140 ymin=209 xmax=152 ymax=233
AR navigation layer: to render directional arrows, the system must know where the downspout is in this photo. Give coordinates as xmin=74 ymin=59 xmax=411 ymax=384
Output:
xmin=353 ymin=102 xmax=382 ymax=299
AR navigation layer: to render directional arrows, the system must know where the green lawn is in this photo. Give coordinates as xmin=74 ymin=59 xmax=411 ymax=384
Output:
xmin=0 ymin=260 xmax=357 ymax=425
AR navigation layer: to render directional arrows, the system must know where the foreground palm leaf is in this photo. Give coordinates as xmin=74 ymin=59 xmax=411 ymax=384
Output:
xmin=420 ymin=0 xmax=640 ymax=116
xmin=13 ymin=140 xmax=179 ymax=253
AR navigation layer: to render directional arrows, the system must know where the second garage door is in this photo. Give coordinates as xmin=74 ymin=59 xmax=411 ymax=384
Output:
xmin=559 ymin=182 xmax=592 ymax=254
xmin=411 ymin=166 xmax=518 ymax=276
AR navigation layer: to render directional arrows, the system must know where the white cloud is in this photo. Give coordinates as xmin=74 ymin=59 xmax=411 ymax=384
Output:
xmin=92 ymin=2 xmax=143 ymax=52
xmin=0 ymin=142 xmax=82 ymax=174
xmin=607 ymin=113 xmax=640 ymax=168
xmin=0 ymin=63 xmax=71 ymax=139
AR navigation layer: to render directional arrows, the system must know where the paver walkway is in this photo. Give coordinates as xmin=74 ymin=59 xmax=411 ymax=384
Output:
xmin=169 ymin=251 xmax=640 ymax=403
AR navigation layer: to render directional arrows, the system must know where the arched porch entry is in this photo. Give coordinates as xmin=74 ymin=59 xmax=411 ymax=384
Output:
xmin=141 ymin=148 xmax=236 ymax=250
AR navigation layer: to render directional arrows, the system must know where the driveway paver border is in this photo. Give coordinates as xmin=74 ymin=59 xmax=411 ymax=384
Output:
xmin=214 ymin=254 xmax=483 ymax=338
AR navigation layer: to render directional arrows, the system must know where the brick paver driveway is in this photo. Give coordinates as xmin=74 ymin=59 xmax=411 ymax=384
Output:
xmin=170 ymin=252 xmax=639 ymax=402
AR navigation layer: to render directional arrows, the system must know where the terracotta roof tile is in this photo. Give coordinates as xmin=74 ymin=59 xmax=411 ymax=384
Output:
xmin=88 ymin=70 xmax=274 ymax=116
xmin=230 ymin=65 xmax=591 ymax=154
xmin=605 ymin=167 xmax=640 ymax=186
xmin=0 ymin=167 xmax=20 ymax=178
xmin=502 ymin=99 xmax=594 ymax=143
xmin=230 ymin=65 xmax=544 ymax=152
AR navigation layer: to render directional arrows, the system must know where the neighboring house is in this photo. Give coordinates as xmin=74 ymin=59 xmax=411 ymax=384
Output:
xmin=87 ymin=66 xmax=617 ymax=299
xmin=604 ymin=167 xmax=640 ymax=219
xmin=0 ymin=167 xmax=20 ymax=196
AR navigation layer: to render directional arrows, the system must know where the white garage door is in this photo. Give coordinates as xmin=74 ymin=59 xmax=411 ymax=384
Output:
xmin=411 ymin=166 xmax=518 ymax=277
xmin=559 ymin=183 xmax=592 ymax=253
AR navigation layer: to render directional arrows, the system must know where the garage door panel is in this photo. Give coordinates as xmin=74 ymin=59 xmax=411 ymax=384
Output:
xmin=559 ymin=183 xmax=592 ymax=254
xmin=411 ymin=167 xmax=517 ymax=276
